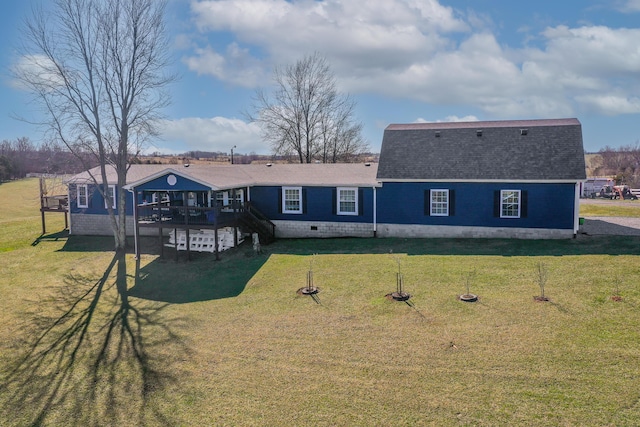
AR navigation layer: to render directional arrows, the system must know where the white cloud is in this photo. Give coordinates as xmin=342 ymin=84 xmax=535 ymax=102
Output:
xmin=182 ymin=43 xmax=266 ymax=87
xmin=190 ymin=0 xmax=467 ymax=73
xmin=575 ymin=95 xmax=640 ymax=115
xmin=184 ymin=0 xmax=640 ymax=119
xmin=10 ymin=54 xmax=64 ymax=90
xmin=415 ymin=115 xmax=479 ymax=123
xmin=617 ymin=0 xmax=640 ymax=13
xmin=157 ymin=116 xmax=266 ymax=153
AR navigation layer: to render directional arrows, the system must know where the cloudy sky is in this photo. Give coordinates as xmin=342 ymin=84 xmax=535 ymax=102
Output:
xmin=2 ymin=0 xmax=640 ymax=155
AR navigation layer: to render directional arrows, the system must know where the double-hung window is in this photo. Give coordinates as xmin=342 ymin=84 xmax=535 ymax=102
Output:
xmin=430 ymin=189 xmax=449 ymax=216
xmin=500 ymin=190 xmax=520 ymax=218
xmin=104 ymin=185 xmax=116 ymax=209
xmin=282 ymin=187 xmax=302 ymax=214
xmin=77 ymin=184 xmax=88 ymax=208
xmin=337 ymin=187 xmax=358 ymax=215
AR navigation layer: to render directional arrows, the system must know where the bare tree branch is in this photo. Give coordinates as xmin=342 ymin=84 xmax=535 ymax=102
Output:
xmin=249 ymin=52 xmax=369 ymax=163
xmin=15 ymin=0 xmax=175 ymax=251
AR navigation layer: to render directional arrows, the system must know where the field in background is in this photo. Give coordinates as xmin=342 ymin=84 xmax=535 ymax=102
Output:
xmin=1 ymin=179 xmax=640 ymax=426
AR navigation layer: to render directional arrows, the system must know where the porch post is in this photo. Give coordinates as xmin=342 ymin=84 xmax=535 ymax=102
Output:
xmin=214 ymin=205 xmax=220 ymax=261
xmin=174 ymin=227 xmax=178 ymax=261
xmin=186 ymin=228 xmax=191 ymax=261
xmin=130 ymin=189 xmax=140 ymax=259
xmin=39 ymin=178 xmax=46 ymax=234
xmin=233 ymin=189 xmax=238 ymax=247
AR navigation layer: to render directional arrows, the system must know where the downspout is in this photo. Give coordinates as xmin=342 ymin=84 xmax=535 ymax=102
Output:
xmin=373 ymin=186 xmax=377 ymax=238
xmin=573 ymin=182 xmax=581 ymax=238
xmin=127 ymin=187 xmax=139 ymax=258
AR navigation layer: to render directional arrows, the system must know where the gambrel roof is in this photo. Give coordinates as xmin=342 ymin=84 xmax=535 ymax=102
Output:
xmin=377 ymin=118 xmax=586 ymax=182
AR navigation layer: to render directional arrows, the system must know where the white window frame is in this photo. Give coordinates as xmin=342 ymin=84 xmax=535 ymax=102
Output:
xmin=77 ymin=184 xmax=88 ymax=208
xmin=500 ymin=189 xmax=521 ymax=218
xmin=104 ymin=185 xmax=116 ymax=209
xmin=337 ymin=187 xmax=358 ymax=216
xmin=282 ymin=186 xmax=302 ymax=214
xmin=430 ymin=189 xmax=449 ymax=216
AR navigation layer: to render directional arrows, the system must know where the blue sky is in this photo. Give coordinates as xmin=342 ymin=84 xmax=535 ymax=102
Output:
xmin=2 ymin=0 xmax=640 ymax=155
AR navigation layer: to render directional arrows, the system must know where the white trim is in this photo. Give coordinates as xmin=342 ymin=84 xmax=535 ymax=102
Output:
xmin=429 ymin=189 xmax=449 ymax=216
xmin=574 ymin=182 xmax=581 ymax=234
xmin=104 ymin=185 xmax=116 ymax=209
xmin=282 ymin=186 xmax=302 ymax=214
xmin=373 ymin=187 xmax=377 ymax=233
xmin=77 ymin=184 xmax=88 ymax=208
xmin=122 ymin=168 xmax=215 ymax=190
xmin=378 ymin=178 xmax=581 ymax=184
xmin=337 ymin=187 xmax=358 ymax=216
xmin=500 ymin=189 xmax=521 ymax=218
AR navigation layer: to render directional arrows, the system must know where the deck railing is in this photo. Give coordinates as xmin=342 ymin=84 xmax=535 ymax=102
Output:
xmin=135 ymin=201 xmax=276 ymax=242
xmin=137 ymin=203 xmax=222 ymax=226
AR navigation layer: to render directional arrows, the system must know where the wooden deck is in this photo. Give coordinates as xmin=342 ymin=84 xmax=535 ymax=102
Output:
xmin=134 ymin=202 xmax=275 ymax=260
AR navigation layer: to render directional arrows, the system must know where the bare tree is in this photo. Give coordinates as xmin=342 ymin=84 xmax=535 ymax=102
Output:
xmin=16 ymin=0 xmax=174 ymax=252
xmin=250 ymin=52 xmax=368 ymax=163
xmin=597 ymin=142 xmax=640 ymax=187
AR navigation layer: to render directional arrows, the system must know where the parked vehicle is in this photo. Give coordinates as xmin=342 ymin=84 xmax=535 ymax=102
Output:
xmin=596 ymin=185 xmax=616 ymax=199
xmin=583 ymin=178 xmax=614 ymax=198
xmin=612 ymin=185 xmax=638 ymax=200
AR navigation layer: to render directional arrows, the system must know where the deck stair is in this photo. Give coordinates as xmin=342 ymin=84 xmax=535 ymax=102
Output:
xmin=239 ymin=203 xmax=276 ymax=244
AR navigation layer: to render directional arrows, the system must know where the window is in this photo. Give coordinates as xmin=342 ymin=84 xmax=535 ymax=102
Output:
xmin=430 ymin=189 xmax=449 ymax=216
xmin=500 ymin=190 xmax=520 ymax=218
xmin=282 ymin=187 xmax=302 ymax=214
xmin=217 ymin=190 xmax=244 ymax=211
xmin=77 ymin=184 xmax=88 ymax=208
xmin=337 ymin=187 xmax=358 ymax=215
xmin=104 ymin=185 xmax=116 ymax=209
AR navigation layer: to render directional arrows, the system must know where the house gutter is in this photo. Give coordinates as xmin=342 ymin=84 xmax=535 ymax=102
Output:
xmin=373 ymin=186 xmax=377 ymax=238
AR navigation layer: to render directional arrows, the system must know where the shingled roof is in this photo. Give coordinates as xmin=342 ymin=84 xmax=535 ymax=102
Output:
xmin=68 ymin=162 xmax=380 ymax=189
xmin=377 ymin=118 xmax=586 ymax=181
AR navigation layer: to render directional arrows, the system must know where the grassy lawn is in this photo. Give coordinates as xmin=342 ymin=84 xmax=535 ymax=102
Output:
xmin=580 ymin=199 xmax=640 ymax=218
xmin=1 ymin=178 xmax=640 ymax=426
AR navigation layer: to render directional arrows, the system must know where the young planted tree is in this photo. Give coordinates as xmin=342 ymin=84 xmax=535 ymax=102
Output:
xmin=535 ymin=262 xmax=549 ymax=301
xmin=250 ymin=52 xmax=368 ymax=163
xmin=16 ymin=0 xmax=174 ymax=252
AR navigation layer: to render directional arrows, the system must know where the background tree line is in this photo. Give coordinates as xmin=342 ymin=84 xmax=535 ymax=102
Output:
xmin=588 ymin=143 xmax=640 ymax=187
xmin=0 ymin=137 xmax=96 ymax=182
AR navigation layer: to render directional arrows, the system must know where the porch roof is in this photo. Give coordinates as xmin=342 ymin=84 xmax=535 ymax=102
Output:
xmin=67 ymin=162 xmax=381 ymax=190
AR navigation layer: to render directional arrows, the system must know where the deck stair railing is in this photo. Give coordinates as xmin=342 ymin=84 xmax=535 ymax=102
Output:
xmin=240 ymin=202 xmax=276 ymax=244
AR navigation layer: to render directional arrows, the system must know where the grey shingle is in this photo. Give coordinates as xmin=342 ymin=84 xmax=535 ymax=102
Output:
xmin=68 ymin=162 xmax=380 ymax=188
xmin=377 ymin=118 xmax=586 ymax=181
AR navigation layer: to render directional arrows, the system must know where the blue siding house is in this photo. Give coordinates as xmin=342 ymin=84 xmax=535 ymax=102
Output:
xmin=66 ymin=118 xmax=586 ymax=247
xmin=375 ymin=118 xmax=586 ymax=238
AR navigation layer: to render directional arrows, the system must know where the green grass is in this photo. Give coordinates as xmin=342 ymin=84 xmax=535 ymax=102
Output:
xmin=580 ymin=202 xmax=640 ymax=218
xmin=2 ymin=179 xmax=640 ymax=426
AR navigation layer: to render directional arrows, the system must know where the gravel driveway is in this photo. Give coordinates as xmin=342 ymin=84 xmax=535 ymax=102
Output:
xmin=579 ymin=199 xmax=640 ymax=236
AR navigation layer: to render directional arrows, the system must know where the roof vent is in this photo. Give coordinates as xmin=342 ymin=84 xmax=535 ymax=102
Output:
xmin=476 ymin=130 xmax=483 ymax=137
xmin=520 ymin=129 xmax=528 ymax=136
xmin=435 ymin=131 xmax=441 ymax=137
